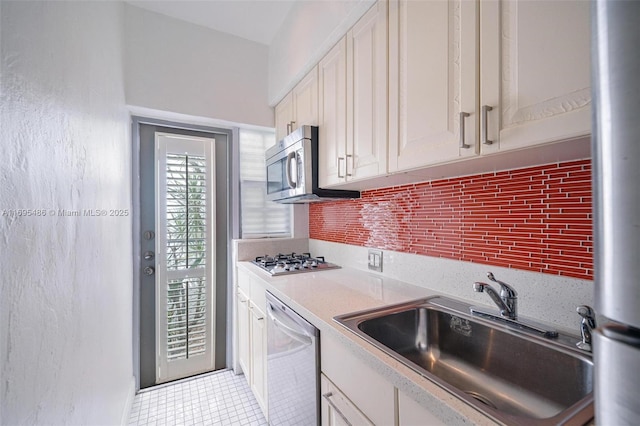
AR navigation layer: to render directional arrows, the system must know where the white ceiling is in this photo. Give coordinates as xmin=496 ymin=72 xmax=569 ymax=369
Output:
xmin=126 ymin=0 xmax=297 ymax=46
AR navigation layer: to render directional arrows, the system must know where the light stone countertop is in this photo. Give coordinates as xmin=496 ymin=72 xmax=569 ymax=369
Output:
xmin=238 ymin=261 xmax=502 ymax=426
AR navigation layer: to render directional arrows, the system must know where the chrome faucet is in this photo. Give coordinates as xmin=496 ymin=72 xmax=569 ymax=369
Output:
xmin=470 ymin=272 xmax=558 ymax=338
xmin=576 ymin=305 xmax=597 ymax=352
xmin=473 ymin=272 xmax=518 ymax=319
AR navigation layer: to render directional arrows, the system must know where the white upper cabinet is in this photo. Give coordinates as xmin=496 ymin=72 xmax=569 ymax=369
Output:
xmin=275 ymin=67 xmax=319 ymax=141
xmin=319 ymin=1 xmax=388 ymax=187
xmin=388 ymin=0 xmax=478 ymax=173
xmin=347 ymin=0 xmax=388 ymax=182
xmin=388 ymin=0 xmax=591 ymax=174
xmin=479 ymin=0 xmax=591 ymax=154
xmin=274 ymin=92 xmax=295 ymax=142
xmin=278 ymin=0 xmax=591 ymax=184
xmin=318 ymin=37 xmax=348 ymax=187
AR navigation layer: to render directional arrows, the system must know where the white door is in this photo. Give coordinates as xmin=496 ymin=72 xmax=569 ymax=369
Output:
xmin=155 ymin=133 xmax=215 ymax=383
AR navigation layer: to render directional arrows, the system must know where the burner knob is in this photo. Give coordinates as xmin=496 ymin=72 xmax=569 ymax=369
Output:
xmin=272 ymin=263 xmax=286 ymax=273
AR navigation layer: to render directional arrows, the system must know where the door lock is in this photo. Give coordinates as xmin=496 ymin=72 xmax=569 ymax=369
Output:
xmin=143 ymin=266 xmax=155 ymax=276
xmin=143 ymin=251 xmax=155 ymax=261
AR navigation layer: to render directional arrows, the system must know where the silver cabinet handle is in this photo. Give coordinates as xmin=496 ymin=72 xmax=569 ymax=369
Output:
xmin=459 ymin=111 xmax=471 ymax=148
xmin=481 ymin=105 xmax=493 ymax=145
xmin=322 ymin=392 xmax=353 ymax=426
xmin=337 ymin=157 xmax=345 ymax=179
xmin=286 ymin=121 xmax=296 ymax=135
xmin=346 ymin=154 xmax=354 ymax=176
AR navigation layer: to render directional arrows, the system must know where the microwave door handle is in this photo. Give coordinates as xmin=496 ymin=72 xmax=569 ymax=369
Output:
xmin=285 ymin=151 xmax=297 ymax=189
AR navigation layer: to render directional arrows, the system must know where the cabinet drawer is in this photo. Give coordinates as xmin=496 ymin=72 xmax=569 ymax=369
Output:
xmin=250 ymin=276 xmax=267 ymax=312
xmin=237 ymin=267 xmax=251 ymax=293
xmin=321 ymin=374 xmax=374 ymax=426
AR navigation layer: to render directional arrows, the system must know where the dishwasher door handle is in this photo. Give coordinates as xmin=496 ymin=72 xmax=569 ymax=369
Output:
xmin=267 ymin=302 xmax=313 ymax=345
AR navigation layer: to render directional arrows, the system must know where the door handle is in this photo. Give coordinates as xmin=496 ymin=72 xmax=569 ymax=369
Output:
xmin=481 ymin=105 xmax=493 ymax=145
xmin=285 ymin=151 xmax=297 ymax=188
xmin=459 ymin=111 xmax=471 ymax=149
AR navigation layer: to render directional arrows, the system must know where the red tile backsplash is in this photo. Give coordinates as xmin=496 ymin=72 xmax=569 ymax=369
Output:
xmin=310 ymin=160 xmax=593 ymax=280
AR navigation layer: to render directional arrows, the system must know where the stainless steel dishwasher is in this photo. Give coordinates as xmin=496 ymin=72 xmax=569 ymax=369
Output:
xmin=266 ymin=291 xmax=320 ymax=426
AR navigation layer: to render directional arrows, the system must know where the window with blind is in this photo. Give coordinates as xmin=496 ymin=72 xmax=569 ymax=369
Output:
xmin=239 ymin=129 xmax=291 ymax=238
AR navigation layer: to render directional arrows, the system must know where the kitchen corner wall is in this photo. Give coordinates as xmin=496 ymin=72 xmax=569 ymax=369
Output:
xmin=1 ymin=2 xmax=133 ymax=425
xmin=310 ymin=160 xmax=593 ymax=281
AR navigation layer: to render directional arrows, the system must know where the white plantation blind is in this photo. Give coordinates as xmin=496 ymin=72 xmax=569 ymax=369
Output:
xmin=239 ymin=129 xmax=291 ymax=238
xmin=165 ymin=154 xmax=208 ymax=360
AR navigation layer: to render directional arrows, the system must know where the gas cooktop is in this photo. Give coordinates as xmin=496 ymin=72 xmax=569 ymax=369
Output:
xmin=251 ymin=252 xmax=340 ymax=276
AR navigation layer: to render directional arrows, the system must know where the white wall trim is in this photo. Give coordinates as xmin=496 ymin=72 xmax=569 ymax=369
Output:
xmin=127 ymin=106 xmax=274 ymax=133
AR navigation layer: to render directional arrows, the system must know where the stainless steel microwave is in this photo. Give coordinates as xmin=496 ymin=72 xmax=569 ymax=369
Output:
xmin=265 ymin=125 xmax=360 ymax=203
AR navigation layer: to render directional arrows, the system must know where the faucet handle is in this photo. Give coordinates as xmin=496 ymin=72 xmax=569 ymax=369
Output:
xmin=576 ymin=305 xmax=596 ymax=329
xmin=487 ymin=272 xmax=517 ymax=298
xmin=576 ymin=305 xmax=596 ymax=352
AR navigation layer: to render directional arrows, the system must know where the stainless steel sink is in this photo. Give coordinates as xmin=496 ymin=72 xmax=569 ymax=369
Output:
xmin=334 ymin=296 xmax=594 ymax=425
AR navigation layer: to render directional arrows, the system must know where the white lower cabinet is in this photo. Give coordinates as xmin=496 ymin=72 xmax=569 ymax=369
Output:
xmin=249 ymin=299 xmax=267 ymax=414
xmin=321 ymin=332 xmax=447 ymax=426
xmin=321 ymin=374 xmax=374 ymax=426
xmin=321 ymin=333 xmax=396 ymax=425
xmin=236 ymin=287 xmax=250 ymax=378
xmin=236 ymin=268 xmax=268 ymax=417
xmin=398 ymin=389 xmax=445 ymax=426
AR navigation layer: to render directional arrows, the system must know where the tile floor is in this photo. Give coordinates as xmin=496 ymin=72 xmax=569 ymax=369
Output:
xmin=128 ymin=369 xmax=267 ymax=426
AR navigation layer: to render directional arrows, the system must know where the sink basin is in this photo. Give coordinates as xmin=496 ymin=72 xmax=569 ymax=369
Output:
xmin=334 ymin=296 xmax=593 ymax=425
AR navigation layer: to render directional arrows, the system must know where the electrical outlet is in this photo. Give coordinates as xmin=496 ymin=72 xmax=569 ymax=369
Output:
xmin=368 ymin=249 xmax=383 ymax=272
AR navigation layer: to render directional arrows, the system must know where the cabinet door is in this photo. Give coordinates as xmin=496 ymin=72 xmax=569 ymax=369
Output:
xmin=321 ymin=374 xmax=374 ymax=426
xmin=275 ymin=92 xmax=294 ymax=142
xmin=249 ymin=300 xmax=267 ymax=414
xmin=480 ymin=0 xmax=591 ymax=154
xmin=293 ymin=67 xmax=319 ymax=131
xmin=398 ymin=389 xmax=444 ymax=426
xmin=321 ymin=333 xmax=395 ymax=425
xmin=389 ymin=0 xmax=477 ymax=173
xmin=347 ymin=0 xmax=388 ymax=181
xmin=237 ymin=288 xmax=251 ymax=379
xmin=318 ymin=37 xmax=348 ymax=188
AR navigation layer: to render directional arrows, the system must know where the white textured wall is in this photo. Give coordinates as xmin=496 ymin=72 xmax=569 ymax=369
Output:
xmin=124 ymin=4 xmax=273 ymax=127
xmin=0 ymin=1 xmax=134 ymax=424
xmin=268 ymin=0 xmax=375 ymax=105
